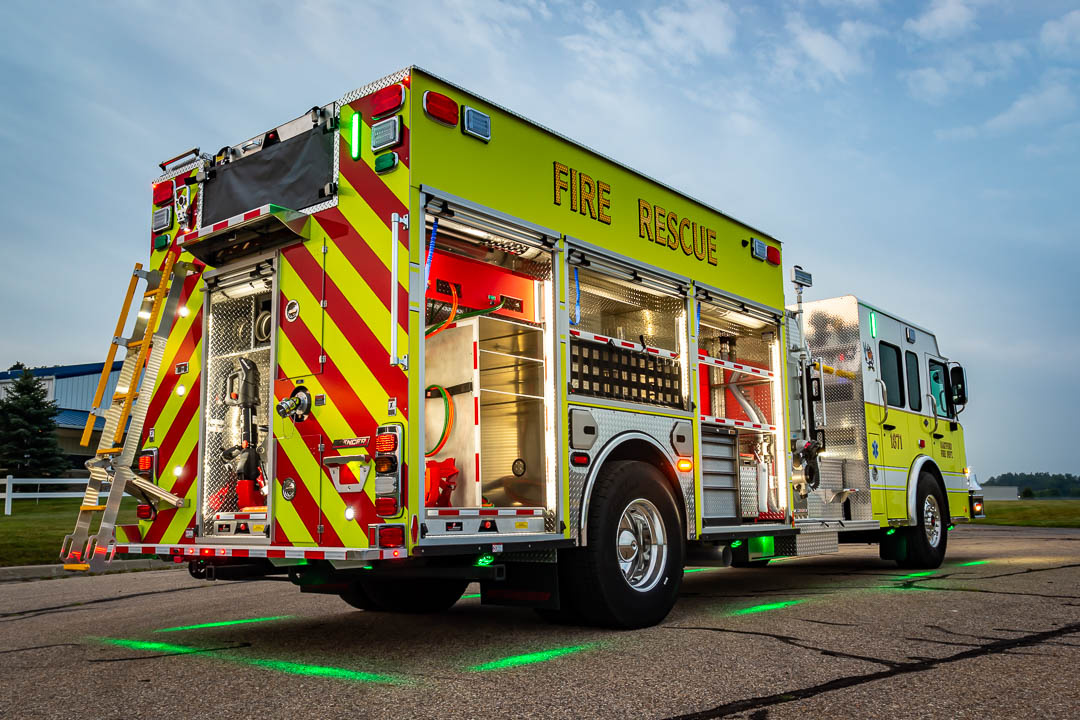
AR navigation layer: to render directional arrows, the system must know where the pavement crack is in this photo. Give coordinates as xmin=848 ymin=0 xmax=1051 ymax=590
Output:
xmin=665 ymin=626 xmax=902 ymax=669
xmin=0 ymin=643 xmax=81 ymax=656
xmin=0 ymin=584 xmax=221 ymax=623
xmin=794 ymin=618 xmax=860 ymax=627
xmin=971 ymin=563 xmax=1080 ymax=581
xmin=662 ymin=621 xmax=1080 ymax=720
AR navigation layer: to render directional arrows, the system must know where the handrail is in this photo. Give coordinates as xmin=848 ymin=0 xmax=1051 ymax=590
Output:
xmin=389 ymin=212 xmax=408 ymax=369
xmin=874 ymin=377 xmax=889 ymax=425
xmin=927 ymin=393 xmax=940 ymax=434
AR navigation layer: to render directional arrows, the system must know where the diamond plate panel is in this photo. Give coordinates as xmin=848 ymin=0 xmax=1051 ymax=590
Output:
xmin=739 ymin=465 xmax=758 ymax=517
xmin=803 ymin=296 xmax=872 ymax=521
xmin=806 ymin=457 xmax=844 ymax=520
xmin=795 ymin=530 xmax=839 ymax=556
xmin=340 ymin=68 xmax=413 ymax=105
xmin=567 ymin=406 xmax=695 ymax=541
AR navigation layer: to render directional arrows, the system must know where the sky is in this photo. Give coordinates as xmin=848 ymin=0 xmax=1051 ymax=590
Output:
xmin=0 ymin=0 xmax=1077 ymax=477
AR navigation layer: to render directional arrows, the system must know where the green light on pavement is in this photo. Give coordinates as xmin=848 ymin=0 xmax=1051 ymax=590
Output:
xmin=475 ymin=553 xmax=495 ymax=567
xmin=470 ymin=643 xmax=595 ymax=671
xmin=98 ymin=637 xmax=207 ymax=655
xmin=957 ymin=560 xmax=987 ymax=567
xmin=730 ymin=540 xmax=743 ymax=549
xmin=154 ymin=616 xmax=291 ymax=633
xmin=895 ymin=571 xmax=934 ymax=580
xmin=247 ymin=658 xmax=402 ymax=684
xmin=732 ymin=600 xmax=803 ymax=616
xmin=462 ymin=593 xmax=481 ymax=599
xmin=684 ymin=567 xmax=715 ymax=574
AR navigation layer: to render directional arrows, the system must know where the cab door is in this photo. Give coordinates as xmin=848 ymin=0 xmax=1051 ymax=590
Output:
xmin=875 ymin=340 xmax=910 ymax=519
xmin=926 ymin=356 xmax=966 ymax=509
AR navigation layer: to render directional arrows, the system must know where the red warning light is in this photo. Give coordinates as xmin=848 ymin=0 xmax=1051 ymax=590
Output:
xmin=371 ymin=84 xmax=406 ymax=117
xmin=423 ymin=91 xmax=459 ymax=127
xmin=374 ymin=433 xmax=398 ymax=454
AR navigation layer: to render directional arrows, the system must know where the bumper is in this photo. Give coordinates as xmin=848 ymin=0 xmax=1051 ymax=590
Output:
xmin=114 ymin=544 xmax=405 ymax=563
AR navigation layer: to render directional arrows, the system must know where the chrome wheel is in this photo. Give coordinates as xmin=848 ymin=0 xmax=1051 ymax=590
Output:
xmin=616 ymin=498 xmax=668 ymax=593
xmin=923 ymin=494 xmax=942 ymax=548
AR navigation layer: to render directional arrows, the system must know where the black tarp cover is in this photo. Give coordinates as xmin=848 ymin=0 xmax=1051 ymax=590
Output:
xmin=202 ymin=127 xmax=333 ymax=225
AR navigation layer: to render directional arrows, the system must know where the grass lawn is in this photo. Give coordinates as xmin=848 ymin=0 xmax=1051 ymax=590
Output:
xmin=0 ymin=497 xmax=139 ymax=567
xmin=974 ymin=499 xmax=1080 ymax=529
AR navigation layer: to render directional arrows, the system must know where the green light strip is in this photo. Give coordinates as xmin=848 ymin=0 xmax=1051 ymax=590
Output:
xmin=96 ymin=637 xmax=404 ymax=685
xmin=154 ymin=616 xmax=292 ymax=633
xmin=350 ymin=110 xmax=361 ymax=160
xmin=99 ymin=637 xmax=208 ymax=655
xmin=247 ymin=658 xmax=402 ymax=684
xmin=462 ymin=593 xmax=481 ymax=599
xmin=684 ymin=567 xmax=716 ymax=574
xmin=894 ymin=570 xmax=935 ymax=580
xmin=731 ymin=600 xmax=803 ymax=616
xmin=869 ymin=310 xmax=877 ymax=338
xmin=469 ymin=643 xmax=595 ymax=671
xmin=957 ymin=560 xmax=988 ymax=567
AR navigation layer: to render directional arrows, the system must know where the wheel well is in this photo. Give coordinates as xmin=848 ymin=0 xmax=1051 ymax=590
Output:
xmin=601 ymin=438 xmax=687 ymax=532
xmin=920 ymin=461 xmax=950 ymax=519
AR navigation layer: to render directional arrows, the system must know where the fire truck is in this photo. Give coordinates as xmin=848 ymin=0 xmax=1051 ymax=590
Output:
xmin=61 ymin=67 xmax=983 ymax=628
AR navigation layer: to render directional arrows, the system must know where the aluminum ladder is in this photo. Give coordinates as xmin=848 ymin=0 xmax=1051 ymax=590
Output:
xmin=61 ymin=255 xmax=189 ymax=571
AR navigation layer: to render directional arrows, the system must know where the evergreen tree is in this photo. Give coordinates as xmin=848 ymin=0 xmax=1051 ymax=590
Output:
xmin=0 ymin=367 xmax=70 ymax=476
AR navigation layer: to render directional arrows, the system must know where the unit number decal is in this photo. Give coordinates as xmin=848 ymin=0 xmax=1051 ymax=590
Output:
xmin=284 ymin=300 xmax=300 ymax=322
xmin=889 ymin=433 xmax=903 ymax=450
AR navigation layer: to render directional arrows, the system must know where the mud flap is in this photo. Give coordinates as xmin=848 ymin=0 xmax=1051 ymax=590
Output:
xmin=480 ymin=562 xmax=560 ymax=609
xmin=879 ymin=531 xmax=908 ymax=562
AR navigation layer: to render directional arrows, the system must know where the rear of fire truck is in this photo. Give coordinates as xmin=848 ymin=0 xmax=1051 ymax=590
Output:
xmin=66 ymin=69 xmax=583 ymax=617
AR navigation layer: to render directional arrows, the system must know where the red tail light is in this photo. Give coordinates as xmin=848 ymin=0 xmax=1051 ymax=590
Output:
xmin=136 ymin=504 xmax=153 ymax=520
xmin=378 ymin=525 xmax=405 ymax=548
xmin=570 ymin=452 xmax=590 ymax=467
xmin=374 ymin=433 xmax=398 ymax=453
xmin=766 ymin=246 xmax=781 ymax=266
xmin=375 ymin=497 xmax=399 ymax=517
xmin=137 ymin=454 xmax=153 ymax=472
xmin=371 ymin=84 xmax=406 ymax=117
xmin=423 ymin=91 xmax=459 ymax=126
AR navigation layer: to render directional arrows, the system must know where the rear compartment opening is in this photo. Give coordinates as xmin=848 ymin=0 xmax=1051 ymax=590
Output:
xmin=420 ymin=210 xmax=556 ymax=537
xmin=198 ymin=259 xmax=277 ymax=541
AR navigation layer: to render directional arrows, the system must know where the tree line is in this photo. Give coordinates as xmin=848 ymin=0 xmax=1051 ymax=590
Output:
xmin=984 ymin=472 xmax=1080 ymax=499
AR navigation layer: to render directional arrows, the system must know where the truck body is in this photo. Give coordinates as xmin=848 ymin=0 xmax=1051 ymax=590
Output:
xmin=63 ymin=67 xmax=982 ymax=627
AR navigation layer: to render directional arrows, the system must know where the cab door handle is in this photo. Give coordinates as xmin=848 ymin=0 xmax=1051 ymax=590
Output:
xmin=932 ymin=433 xmax=944 ymax=440
xmin=883 ymin=424 xmax=896 ymax=431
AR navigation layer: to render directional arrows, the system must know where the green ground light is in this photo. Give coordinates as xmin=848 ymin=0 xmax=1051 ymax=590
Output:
xmin=461 ymin=593 xmax=481 ymax=599
xmin=684 ymin=567 xmax=717 ymax=574
xmin=154 ymin=616 xmax=292 ymax=633
xmin=469 ymin=643 xmax=595 ymax=671
xmin=97 ymin=638 xmax=404 ymax=685
xmin=894 ymin=570 xmax=935 ymax=580
xmin=957 ymin=560 xmax=988 ymax=566
xmin=731 ymin=600 xmax=803 ymax=616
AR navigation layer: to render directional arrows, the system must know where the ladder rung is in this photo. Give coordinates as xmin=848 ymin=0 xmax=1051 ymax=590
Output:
xmin=64 ymin=564 xmax=90 ymax=571
xmin=96 ymin=447 xmax=122 ymax=455
xmin=80 ymin=504 xmax=107 ymax=512
xmin=126 ymin=338 xmax=149 ymax=348
xmin=112 ymin=391 xmax=138 ymax=402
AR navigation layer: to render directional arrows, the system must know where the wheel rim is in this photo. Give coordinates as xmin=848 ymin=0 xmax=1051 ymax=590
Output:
xmin=923 ymin=494 xmax=942 ymax=548
xmin=616 ymin=498 xmax=667 ymax=592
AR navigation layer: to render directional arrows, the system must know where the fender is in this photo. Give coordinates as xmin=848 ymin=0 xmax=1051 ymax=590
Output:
xmin=579 ymin=430 xmax=680 ymax=546
xmin=906 ymin=454 xmax=941 ymax=525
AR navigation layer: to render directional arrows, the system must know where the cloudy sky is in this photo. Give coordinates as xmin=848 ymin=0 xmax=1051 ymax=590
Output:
xmin=0 ymin=0 xmax=1077 ymax=477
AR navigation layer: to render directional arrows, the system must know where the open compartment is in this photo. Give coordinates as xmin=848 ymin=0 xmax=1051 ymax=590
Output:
xmin=697 ymin=300 xmax=786 ymax=524
xmin=421 ymin=213 xmax=556 ymax=536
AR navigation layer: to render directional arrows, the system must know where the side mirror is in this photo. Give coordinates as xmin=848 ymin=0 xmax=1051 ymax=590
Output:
xmin=949 ymin=364 xmax=968 ymax=406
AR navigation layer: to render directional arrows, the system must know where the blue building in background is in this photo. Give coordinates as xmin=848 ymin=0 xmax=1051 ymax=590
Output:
xmin=0 ymin=361 xmax=123 ymax=475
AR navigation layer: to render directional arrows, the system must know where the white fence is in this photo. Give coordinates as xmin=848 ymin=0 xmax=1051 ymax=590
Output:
xmin=2 ymin=476 xmax=110 ymax=516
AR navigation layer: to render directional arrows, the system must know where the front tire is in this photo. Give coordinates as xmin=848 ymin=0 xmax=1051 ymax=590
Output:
xmin=562 ymin=460 xmax=684 ymax=629
xmin=899 ymin=472 xmax=948 ymax=568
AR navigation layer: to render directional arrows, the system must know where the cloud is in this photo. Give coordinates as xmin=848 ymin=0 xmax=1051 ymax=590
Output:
xmin=904 ymin=0 xmax=975 ymax=41
xmin=818 ymin=0 xmax=880 ymax=9
xmin=1041 ymin=9 xmax=1080 ymax=58
xmin=644 ymin=0 xmax=736 ymax=64
xmin=937 ymin=76 xmax=1077 ymax=140
xmin=901 ymin=41 xmax=1026 ymax=103
xmin=776 ymin=14 xmax=882 ymax=86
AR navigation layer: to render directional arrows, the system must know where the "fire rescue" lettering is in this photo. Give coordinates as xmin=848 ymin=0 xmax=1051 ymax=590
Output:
xmin=554 ymin=161 xmax=611 ymax=225
xmin=638 ymin=199 xmax=717 ymax=266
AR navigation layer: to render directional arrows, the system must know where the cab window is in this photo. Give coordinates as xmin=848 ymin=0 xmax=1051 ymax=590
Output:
xmin=879 ymin=341 xmax=904 ymax=407
xmin=928 ymin=359 xmax=953 ymax=418
xmin=905 ymin=351 xmax=922 ymax=412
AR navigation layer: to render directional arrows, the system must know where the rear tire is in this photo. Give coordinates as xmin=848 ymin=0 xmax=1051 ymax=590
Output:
xmin=562 ymin=460 xmax=684 ymax=629
xmin=341 ymin=578 xmax=468 ymax=613
xmin=898 ymin=472 xmax=948 ymax=568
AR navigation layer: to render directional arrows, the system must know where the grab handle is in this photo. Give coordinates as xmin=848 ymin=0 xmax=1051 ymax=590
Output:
xmin=390 ymin=213 xmax=409 ymax=369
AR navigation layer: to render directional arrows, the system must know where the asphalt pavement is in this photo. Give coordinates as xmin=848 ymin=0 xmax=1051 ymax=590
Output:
xmin=1 ymin=525 xmax=1077 ymax=719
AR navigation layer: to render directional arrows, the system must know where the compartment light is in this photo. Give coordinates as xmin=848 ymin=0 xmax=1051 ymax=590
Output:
xmin=423 ymin=90 xmax=459 ymax=126
xmin=344 ymin=506 xmax=355 ymax=521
